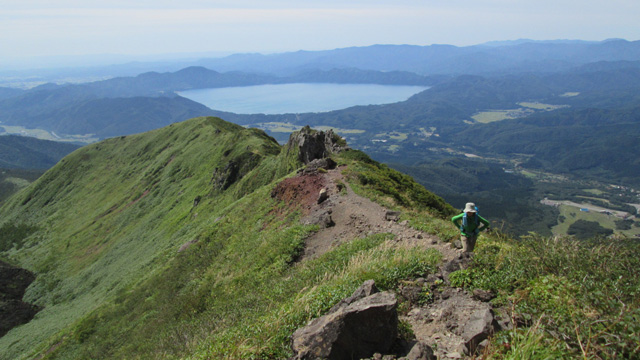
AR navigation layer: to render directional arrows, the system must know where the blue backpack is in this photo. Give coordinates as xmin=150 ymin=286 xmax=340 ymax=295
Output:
xmin=461 ymin=206 xmax=480 ymax=234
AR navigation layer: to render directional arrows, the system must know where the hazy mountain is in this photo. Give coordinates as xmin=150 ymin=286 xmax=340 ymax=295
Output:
xmin=0 ymin=87 xmax=23 ymax=100
xmin=195 ymin=40 xmax=640 ymax=76
xmin=480 ymin=39 xmax=603 ymax=47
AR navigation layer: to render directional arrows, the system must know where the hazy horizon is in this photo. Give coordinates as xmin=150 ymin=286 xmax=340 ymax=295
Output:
xmin=2 ymin=0 xmax=639 ymax=70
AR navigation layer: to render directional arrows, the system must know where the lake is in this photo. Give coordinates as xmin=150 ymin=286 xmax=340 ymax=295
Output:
xmin=178 ymin=83 xmax=428 ymax=114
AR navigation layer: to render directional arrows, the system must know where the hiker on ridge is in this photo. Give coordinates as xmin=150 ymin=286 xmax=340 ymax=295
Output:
xmin=451 ymin=202 xmax=490 ymax=253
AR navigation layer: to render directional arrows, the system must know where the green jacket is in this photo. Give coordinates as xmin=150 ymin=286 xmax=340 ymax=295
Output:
xmin=451 ymin=213 xmax=490 ymax=236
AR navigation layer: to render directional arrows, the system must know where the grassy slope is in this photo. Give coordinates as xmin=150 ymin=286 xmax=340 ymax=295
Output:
xmin=2 ymin=116 xmax=637 ymax=359
xmin=0 ymin=117 xmax=298 ymax=359
xmin=0 ymin=117 xmax=454 ymax=359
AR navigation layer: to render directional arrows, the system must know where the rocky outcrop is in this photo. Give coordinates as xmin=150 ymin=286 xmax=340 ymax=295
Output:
xmin=406 ymin=289 xmax=500 ymax=357
xmin=0 ymin=260 xmax=40 ymax=337
xmin=210 ymin=152 xmax=262 ymax=191
xmin=291 ymin=280 xmax=398 ymax=360
xmin=287 ymin=126 xmax=348 ymax=165
xmin=302 ymin=158 xmax=338 ymax=175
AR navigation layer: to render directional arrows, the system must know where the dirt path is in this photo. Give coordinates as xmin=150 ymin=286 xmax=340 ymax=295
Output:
xmin=289 ymin=167 xmax=502 ymax=358
xmin=300 ymin=167 xmax=458 ymax=262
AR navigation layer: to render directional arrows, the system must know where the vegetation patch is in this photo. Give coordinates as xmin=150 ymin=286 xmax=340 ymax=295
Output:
xmin=0 ymin=222 xmax=38 ymax=252
xmin=0 ymin=126 xmax=98 ymax=144
xmin=338 ymin=150 xmax=455 ymax=216
xmin=471 ymin=109 xmax=532 ymax=123
xmin=551 ymin=204 xmax=640 ymax=238
xmin=517 ymin=102 xmax=569 ymax=111
xmin=450 ymin=235 xmax=640 ymax=359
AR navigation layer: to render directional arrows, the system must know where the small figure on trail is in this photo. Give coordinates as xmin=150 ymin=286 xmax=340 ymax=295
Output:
xmin=451 ymin=202 xmax=490 ymax=252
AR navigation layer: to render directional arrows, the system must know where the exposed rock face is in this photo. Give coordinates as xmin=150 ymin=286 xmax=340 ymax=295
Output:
xmin=302 ymin=158 xmax=338 ymax=175
xmin=385 ymin=211 xmax=401 ymax=222
xmin=210 ymin=152 xmax=263 ymax=191
xmin=406 ymin=289 xmax=500 ymax=357
xmin=404 ymin=342 xmax=436 ymax=360
xmin=292 ymin=280 xmax=398 ymax=360
xmin=0 ymin=260 xmax=40 ymax=337
xmin=461 ymin=307 xmax=497 ymax=353
xmin=287 ymin=126 xmax=348 ymax=164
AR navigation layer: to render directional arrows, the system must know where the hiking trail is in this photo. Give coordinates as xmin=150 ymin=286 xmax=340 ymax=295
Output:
xmin=276 ymin=166 xmax=506 ymax=359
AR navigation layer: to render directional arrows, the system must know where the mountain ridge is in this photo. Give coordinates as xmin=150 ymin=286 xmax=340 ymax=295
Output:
xmin=0 ymin=117 xmax=638 ymax=359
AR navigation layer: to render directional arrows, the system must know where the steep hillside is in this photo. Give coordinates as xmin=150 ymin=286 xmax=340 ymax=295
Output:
xmin=0 ymin=117 xmax=454 ymax=359
xmin=1 ymin=117 xmax=637 ymax=360
xmin=0 ymin=117 xmax=294 ymax=358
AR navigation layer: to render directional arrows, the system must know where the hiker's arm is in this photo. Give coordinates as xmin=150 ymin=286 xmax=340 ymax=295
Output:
xmin=451 ymin=214 xmax=463 ymax=228
xmin=478 ymin=216 xmax=490 ymax=232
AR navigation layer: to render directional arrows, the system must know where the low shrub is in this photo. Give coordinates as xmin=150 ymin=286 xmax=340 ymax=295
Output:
xmin=451 ymin=235 xmax=640 ymax=359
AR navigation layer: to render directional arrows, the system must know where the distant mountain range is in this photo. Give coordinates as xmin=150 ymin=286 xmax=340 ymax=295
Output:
xmin=2 ymin=39 xmax=639 ymax=85
xmin=192 ymin=39 xmax=640 ymax=76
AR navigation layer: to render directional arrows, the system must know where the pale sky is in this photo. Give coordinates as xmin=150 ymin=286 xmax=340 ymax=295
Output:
xmin=2 ymin=0 xmax=639 ymax=67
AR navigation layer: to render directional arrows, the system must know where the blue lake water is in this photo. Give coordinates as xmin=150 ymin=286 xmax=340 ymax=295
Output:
xmin=178 ymin=83 xmax=428 ymax=114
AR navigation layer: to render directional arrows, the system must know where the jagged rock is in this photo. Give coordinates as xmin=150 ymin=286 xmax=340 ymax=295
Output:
xmin=472 ymin=289 xmax=496 ymax=302
xmin=329 ymin=279 xmax=378 ymax=312
xmin=495 ymin=310 xmax=514 ymax=330
xmin=302 ymin=209 xmax=335 ymax=228
xmin=460 ymin=307 xmax=499 ymax=354
xmin=403 ymin=342 xmax=435 ymax=360
xmin=292 ymin=281 xmax=398 ymax=360
xmin=400 ymin=285 xmax=423 ymax=304
xmin=318 ymin=188 xmax=329 ymax=204
xmin=303 ymin=158 xmax=338 ymax=174
xmin=385 ymin=211 xmax=401 ymax=221
xmin=287 ymin=126 xmax=348 ymax=165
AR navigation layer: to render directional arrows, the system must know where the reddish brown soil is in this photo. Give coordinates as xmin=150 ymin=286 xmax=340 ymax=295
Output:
xmin=270 ymin=172 xmax=327 ymax=216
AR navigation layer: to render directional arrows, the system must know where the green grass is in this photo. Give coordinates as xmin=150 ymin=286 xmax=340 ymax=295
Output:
xmin=338 ymin=149 xmax=456 ymax=217
xmin=584 ymin=188 xmax=605 ymax=195
xmin=0 ymin=119 xmax=453 ymax=359
xmin=471 ymin=109 xmax=529 ymax=123
xmin=374 ymin=131 xmax=408 ymax=141
xmin=517 ymin=102 xmax=568 ymax=111
xmin=0 ymin=117 xmax=295 ymax=359
xmin=450 ymin=234 xmax=640 ymax=359
xmin=5 ymin=116 xmax=636 ymax=359
xmin=551 ymin=204 xmax=640 ymax=237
